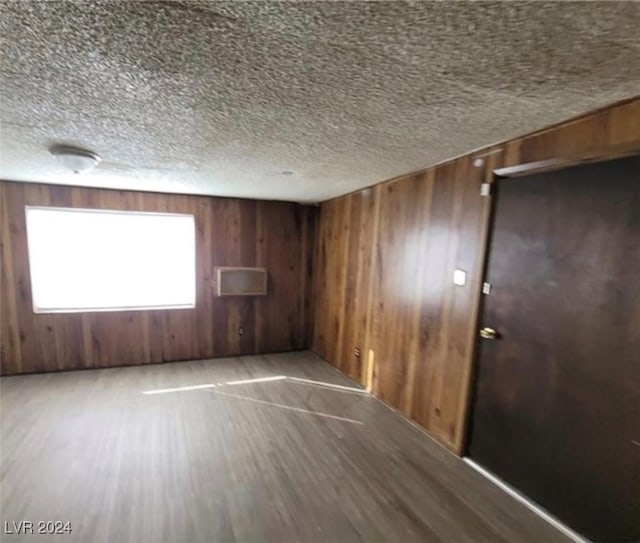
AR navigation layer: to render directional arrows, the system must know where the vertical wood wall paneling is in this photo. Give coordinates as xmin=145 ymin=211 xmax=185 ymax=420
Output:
xmin=313 ymin=196 xmax=349 ymax=370
xmin=255 ymin=201 xmax=306 ymax=353
xmin=300 ymin=204 xmax=318 ymax=348
xmin=0 ymin=182 xmax=317 ymax=375
xmin=312 ymin=97 xmax=640 ymax=453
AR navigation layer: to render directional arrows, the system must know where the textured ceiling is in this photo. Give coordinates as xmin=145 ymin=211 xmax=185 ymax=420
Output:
xmin=1 ymin=1 xmax=639 ymax=203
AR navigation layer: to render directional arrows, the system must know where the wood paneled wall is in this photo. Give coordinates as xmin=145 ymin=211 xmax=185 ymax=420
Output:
xmin=0 ymin=181 xmax=317 ymax=375
xmin=312 ymin=97 xmax=640 ymax=453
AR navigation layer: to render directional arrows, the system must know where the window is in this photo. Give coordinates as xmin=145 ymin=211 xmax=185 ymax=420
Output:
xmin=25 ymin=207 xmax=196 ymax=313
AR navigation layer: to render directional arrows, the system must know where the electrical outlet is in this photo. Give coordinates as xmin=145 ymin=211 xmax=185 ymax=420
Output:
xmin=354 ymin=347 xmax=361 ymax=359
xmin=238 ymin=327 xmax=244 ymax=336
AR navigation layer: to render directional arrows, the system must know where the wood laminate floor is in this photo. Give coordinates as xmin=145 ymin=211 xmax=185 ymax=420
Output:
xmin=1 ymin=351 xmax=569 ymax=543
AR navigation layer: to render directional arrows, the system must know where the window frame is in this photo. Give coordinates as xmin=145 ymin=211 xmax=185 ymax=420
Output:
xmin=25 ymin=205 xmax=197 ymax=314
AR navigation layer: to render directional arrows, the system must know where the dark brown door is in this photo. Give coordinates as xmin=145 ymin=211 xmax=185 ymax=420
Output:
xmin=468 ymin=155 xmax=640 ymax=543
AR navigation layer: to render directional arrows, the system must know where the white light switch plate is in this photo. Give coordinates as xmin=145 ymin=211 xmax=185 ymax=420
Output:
xmin=453 ymin=269 xmax=467 ymax=286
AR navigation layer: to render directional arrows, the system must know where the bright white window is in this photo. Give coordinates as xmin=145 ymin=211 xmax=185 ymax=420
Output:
xmin=25 ymin=207 xmax=196 ymax=313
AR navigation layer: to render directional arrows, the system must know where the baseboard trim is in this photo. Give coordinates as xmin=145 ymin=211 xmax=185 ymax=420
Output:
xmin=463 ymin=458 xmax=591 ymax=543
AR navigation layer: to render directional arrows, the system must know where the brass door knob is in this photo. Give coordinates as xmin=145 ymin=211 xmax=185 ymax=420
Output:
xmin=479 ymin=327 xmax=498 ymax=340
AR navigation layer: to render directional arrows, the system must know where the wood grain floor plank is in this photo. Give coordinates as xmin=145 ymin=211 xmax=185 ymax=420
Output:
xmin=1 ymin=352 xmax=570 ymax=543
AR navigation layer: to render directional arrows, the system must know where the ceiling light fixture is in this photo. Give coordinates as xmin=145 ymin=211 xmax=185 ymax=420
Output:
xmin=50 ymin=145 xmax=101 ymax=174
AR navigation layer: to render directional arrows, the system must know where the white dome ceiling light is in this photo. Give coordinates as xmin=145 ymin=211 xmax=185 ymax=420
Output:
xmin=50 ymin=145 xmax=101 ymax=174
